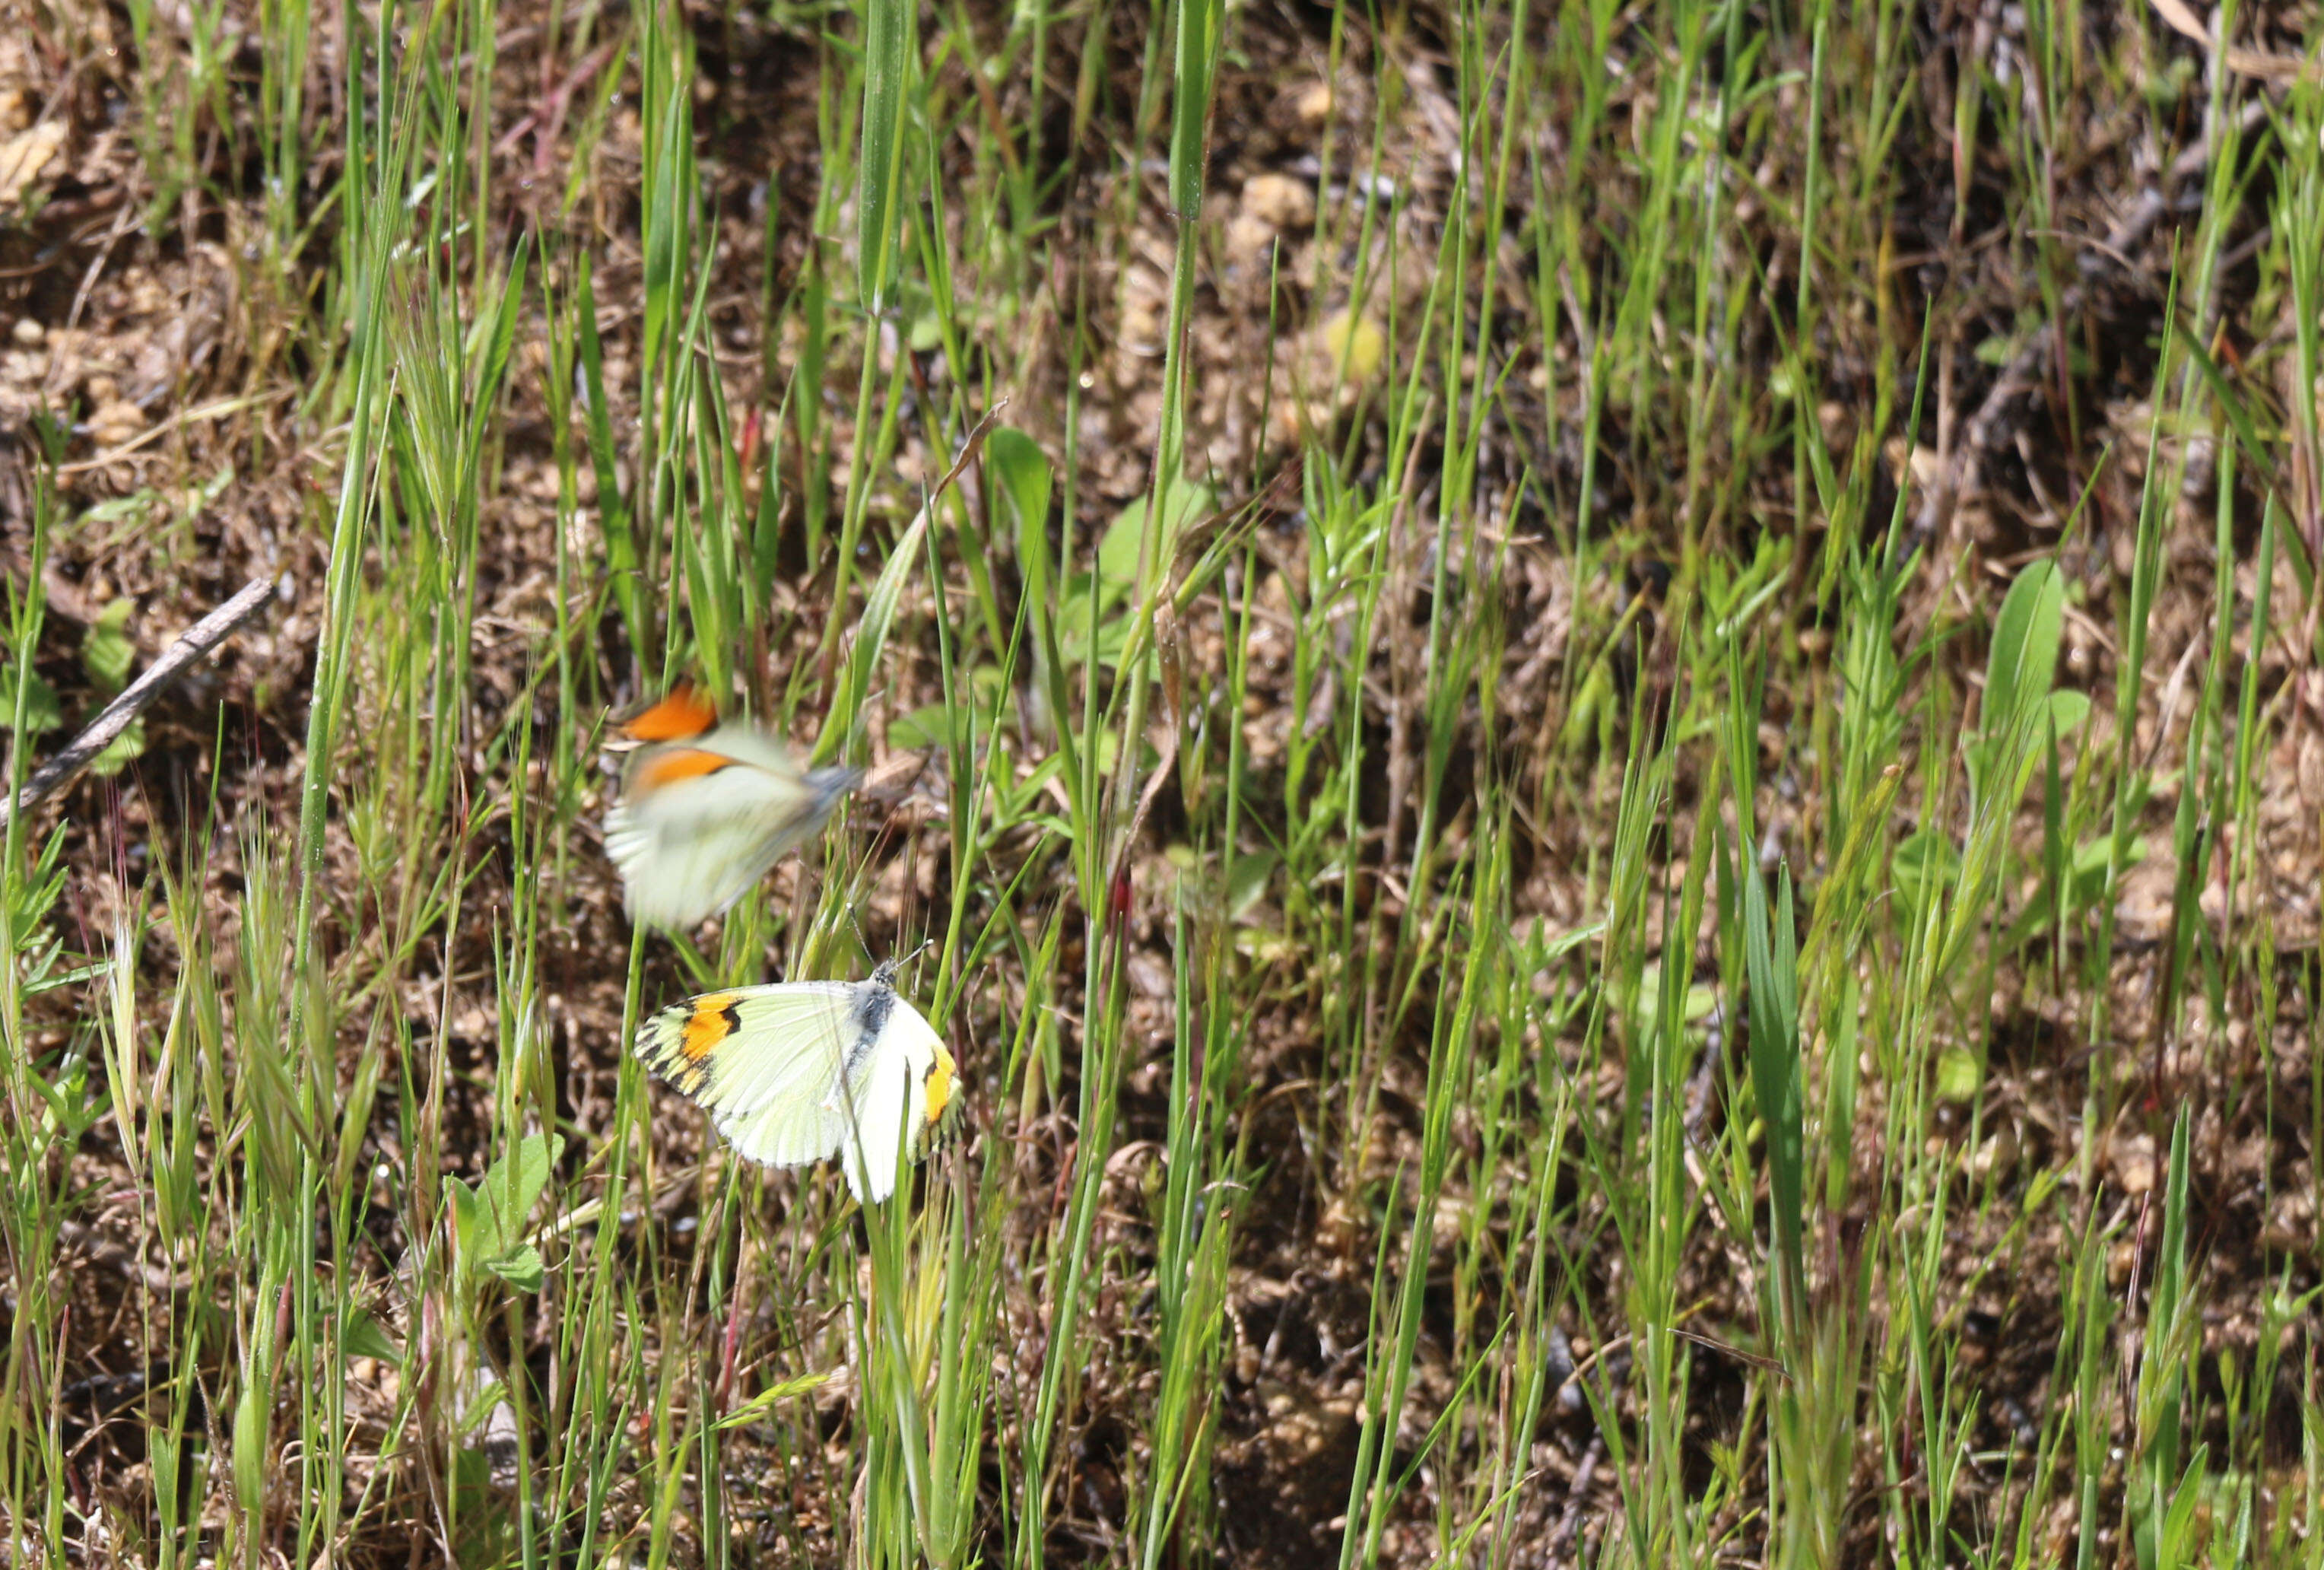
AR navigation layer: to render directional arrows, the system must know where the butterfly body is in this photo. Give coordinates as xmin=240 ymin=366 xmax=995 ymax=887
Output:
xmin=633 ymin=962 xmax=957 ymax=1203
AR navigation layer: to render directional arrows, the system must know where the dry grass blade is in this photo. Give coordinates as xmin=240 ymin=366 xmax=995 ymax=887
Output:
xmin=2147 ymin=0 xmax=2322 ymax=84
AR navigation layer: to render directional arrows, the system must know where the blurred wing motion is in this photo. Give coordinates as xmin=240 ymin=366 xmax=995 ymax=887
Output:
xmin=603 ymin=686 xmax=861 ymax=930
xmin=633 ymin=966 xmax=958 ymax=1203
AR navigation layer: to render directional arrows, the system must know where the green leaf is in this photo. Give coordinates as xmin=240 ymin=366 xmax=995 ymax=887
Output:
xmin=2156 ymin=1444 xmax=2212 ymax=1564
xmin=1983 ymin=561 xmax=2063 ymax=731
xmin=454 ymin=1133 xmax=564 ymax=1291
xmin=2004 ymin=832 xmax=2143 ymax=950
xmin=231 ymin=1368 xmax=268 ymax=1524
xmin=487 ymin=1246 xmax=545 ymax=1292
xmin=1167 ymin=0 xmax=1222 ymax=218
xmin=2 ymin=665 xmax=63 ymax=734
xmin=637 ymin=25 xmax=696 ymax=380
xmin=1741 ymin=860 xmax=1803 ymax=1284
xmin=481 ymin=1133 xmax=562 ymax=1243
xmin=450 ymin=1176 xmax=486 ymax=1260
xmin=991 ymin=424 xmax=1077 ymax=764
xmin=1934 ymin=1044 xmax=1980 ymax=1104
xmin=1227 ymin=850 xmax=1278 ymax=922
xmin=1098 ymin=478 xmax=1213 ymax=601
xmin=76 ymin=489 xmax=162 ymax=529
xmin=1892 ymin=830 xmax=1962 ymax=914
xmin=341 ymin=1308 xmax=402 ymax=1362
xmin=989 ymin=428 xmax=1052 ymax=547
xmin=887 ymin=703 xmax=954 ymax=751
xmin=465 ymin=236 xmax=530 ymax=483
xmin=81 ymin=599 xmax=136 ymax=694
xmin=87 ymin=718 xmax=145 ymax=777
xmin=1973 ymin=559 xmax=2065 ymax=802
xmin=856 ymin=0 xmax=916 ymax=314
xmin=818 ymin=506 xmax=931 ymax=765
xmin=1057 ymin=590 xmax=1133 ymax=669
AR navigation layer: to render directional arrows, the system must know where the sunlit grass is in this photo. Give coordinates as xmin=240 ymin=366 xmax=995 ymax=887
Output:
xmin=0 ymin=0 xmax=2317 ymax=1565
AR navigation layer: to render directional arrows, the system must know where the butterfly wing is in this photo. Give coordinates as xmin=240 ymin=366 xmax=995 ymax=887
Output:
xmin=836 ymin=990 xmax=954 ymax=1203
xmin=615 ymin=685 xmax=720 ymax=744
xmin=634 ymin=983 xmax=861 ymax=1170
xmin=605 ymin=724 xmax=858 ymax=928
xmin=636 ymin=977 xmax=957 ymax=1205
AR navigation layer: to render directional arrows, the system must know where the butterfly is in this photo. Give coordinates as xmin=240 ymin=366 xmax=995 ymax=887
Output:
xmin=602 ymin=685 xmax=861 ymax=930
xmin=632 ymin=961 xmax=959 ymax=1203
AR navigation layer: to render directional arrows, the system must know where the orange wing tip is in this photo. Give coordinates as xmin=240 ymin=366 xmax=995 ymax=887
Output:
xmin=922 ymin=1046 xmax=957 ymax=1130
xmin=621 ymin=684 xmax=720 ymax=742
xmin=635 ymin=747 xmax=740 ymax=789
xmin=680 ymin=993 xmax=744 ymax=1062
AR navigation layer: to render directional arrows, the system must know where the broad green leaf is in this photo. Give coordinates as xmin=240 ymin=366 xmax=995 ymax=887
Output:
xmin=1892 ymin=830 xmax=1961 ymax=914
xmin=487 ymin=1246 xmax=545 ymax=1292
xmin=455 ymin=1133 xmax=564 ymax=1288
xmin=888 ymin=704 xmax=954 ymax=751
xmin=450 ymin=1176 xmax=485 ymax=1260
xmin=87 ymin=718 xmax=145 ymax=777
xmin=341 ymin=1308 xmax=402 ymax=1362
xmin=231 ymin=1371 xmax=268 ymax=1526
xmin=1983 ymin=559 xmax=2063 ymax=733
xmin=482 ymin=1133 xmax=562 ymax=1243
xmin=1974 ymin=558 xmax=2065 ymax=802
xmin=1098 ymin=477 xmax=1212 ymax=601
xmin=818 ymin=507 xmax=930 ymax=765
xmin=3 ymin=664 xmax=63 ymax=734
xmin=1227 ymin=850 xmax=1278 ymax=922
xmin=81 ymin=599 xmax=136 ymax=693
xmin=989 ymin=428 xmax=1052 ymax=545
xmin=1934 ymin=1044 xmax=1981 ymax=1103
xmin=991 ymin=425 xmax=1074 ymax=756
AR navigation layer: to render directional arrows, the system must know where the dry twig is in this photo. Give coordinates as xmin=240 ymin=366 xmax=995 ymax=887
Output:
xmin=0 ymin=576 xmax=275 ymax=828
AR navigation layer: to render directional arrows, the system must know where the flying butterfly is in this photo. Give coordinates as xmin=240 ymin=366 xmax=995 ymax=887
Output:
xmin=632 ymin=961 xmax=959 ymax=1203
xmin=602 ymin=685 xmax=861 ymax=930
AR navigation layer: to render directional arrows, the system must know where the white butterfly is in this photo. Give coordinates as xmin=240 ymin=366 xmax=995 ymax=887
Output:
xmin=602 ymin=685 xmax=860 ymax=930
xmin=632 ymin=961 xmax=958 ymax=1203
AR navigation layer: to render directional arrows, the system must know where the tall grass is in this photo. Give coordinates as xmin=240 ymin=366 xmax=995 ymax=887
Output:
xmin=0 ymin=0 xmax=2317 ymax=1566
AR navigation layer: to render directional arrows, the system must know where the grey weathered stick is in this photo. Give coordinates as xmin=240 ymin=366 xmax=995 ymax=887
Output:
xmin=0 ymin=575 xmax=275 ymax=828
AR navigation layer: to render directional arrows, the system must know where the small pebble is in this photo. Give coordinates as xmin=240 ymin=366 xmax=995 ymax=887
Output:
xmin=1240 ymin=173 xmax=1314 ymax=230
xmin=88 ymin=399 xmax=148 ymax=447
